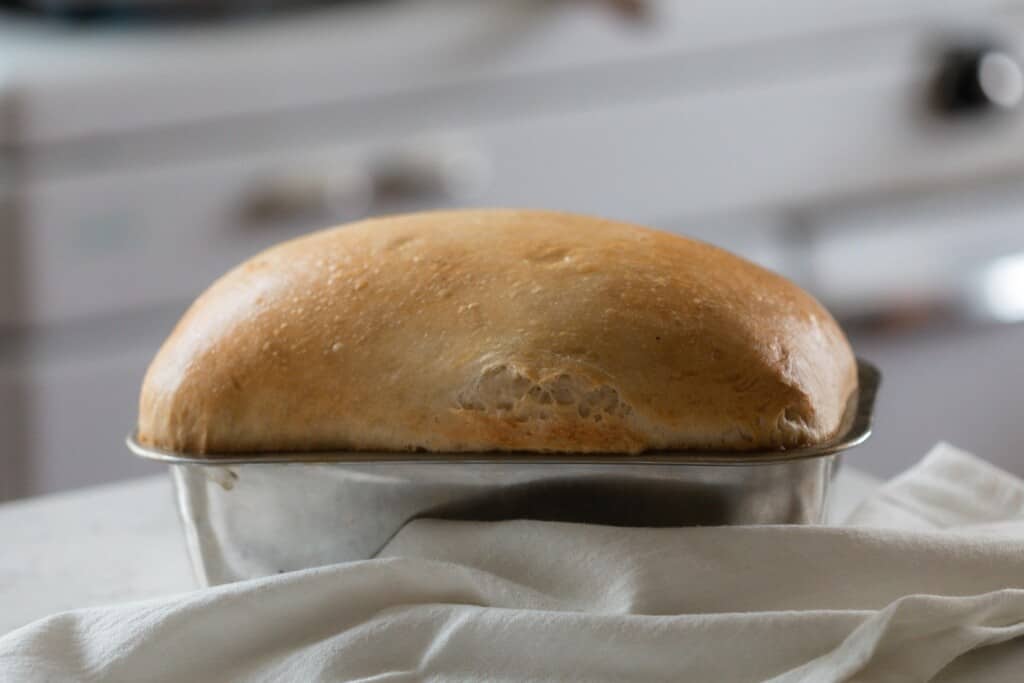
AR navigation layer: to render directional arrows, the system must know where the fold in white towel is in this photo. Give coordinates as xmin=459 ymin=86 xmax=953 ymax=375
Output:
xmin=2 ymin=443 xmax=1023 ymax=683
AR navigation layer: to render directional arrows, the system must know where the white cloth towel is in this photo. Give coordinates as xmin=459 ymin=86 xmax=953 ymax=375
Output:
xmin=2 ymin=443 xmax=1023 ymax=682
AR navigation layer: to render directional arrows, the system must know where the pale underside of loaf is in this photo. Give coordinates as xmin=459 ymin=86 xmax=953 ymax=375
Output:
xmin=138 ymin=209 xmax=858 ymax=455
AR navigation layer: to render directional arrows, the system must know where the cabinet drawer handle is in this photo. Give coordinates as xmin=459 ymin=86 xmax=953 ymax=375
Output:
xmin=241 ymin=139 xmax=489 ymax=225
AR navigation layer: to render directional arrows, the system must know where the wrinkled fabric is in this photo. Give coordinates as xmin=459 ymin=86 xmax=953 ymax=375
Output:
xmin=2 ymin=443 xmax=1022 ymax=682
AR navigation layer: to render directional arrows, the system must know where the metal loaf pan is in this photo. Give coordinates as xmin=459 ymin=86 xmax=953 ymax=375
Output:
xmin=129 ymin=360 xmax=880 ymax=586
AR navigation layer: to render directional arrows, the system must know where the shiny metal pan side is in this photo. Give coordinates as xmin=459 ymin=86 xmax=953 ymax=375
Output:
xmin=169 ymin=455 xmax=841 ymax=585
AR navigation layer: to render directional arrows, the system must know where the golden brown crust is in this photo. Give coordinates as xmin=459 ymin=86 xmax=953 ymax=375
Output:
xmin=138 ymin=209 xmax=857 ymax=455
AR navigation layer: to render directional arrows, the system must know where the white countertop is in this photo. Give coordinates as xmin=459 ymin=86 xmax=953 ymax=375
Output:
xmin=0 ymin=468 xmax=881 ymax=637
xmin=0 ymin=476 xmax=195 ymax=636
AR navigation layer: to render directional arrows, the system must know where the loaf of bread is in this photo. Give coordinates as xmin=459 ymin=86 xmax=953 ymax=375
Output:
xmin=138 ymin=209 xmax=857 ymax=455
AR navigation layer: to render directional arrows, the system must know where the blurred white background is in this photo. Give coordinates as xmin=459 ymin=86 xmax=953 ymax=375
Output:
xmin=2 ymin=0 xmax=1024 ymax=499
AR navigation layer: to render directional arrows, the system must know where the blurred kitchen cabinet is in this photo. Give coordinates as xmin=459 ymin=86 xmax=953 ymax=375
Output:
xmin=2 ymin=337 xmax=166 ymax=496
xmin=851 ymin=324 xmax=1024 ymax=479
xmin=3 ymin=0 xmax=1024 ymax=496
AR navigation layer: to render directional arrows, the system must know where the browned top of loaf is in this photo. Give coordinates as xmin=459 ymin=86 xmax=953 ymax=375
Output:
xmin=137 ymin=209 xmax=857 ymax=455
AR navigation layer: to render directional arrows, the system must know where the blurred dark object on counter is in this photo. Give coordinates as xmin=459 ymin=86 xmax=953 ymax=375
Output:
xmin=933 ymin=43 xmax=1024 ymax=116
xmin=0 ymin=0 xmax=390 ymax=23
